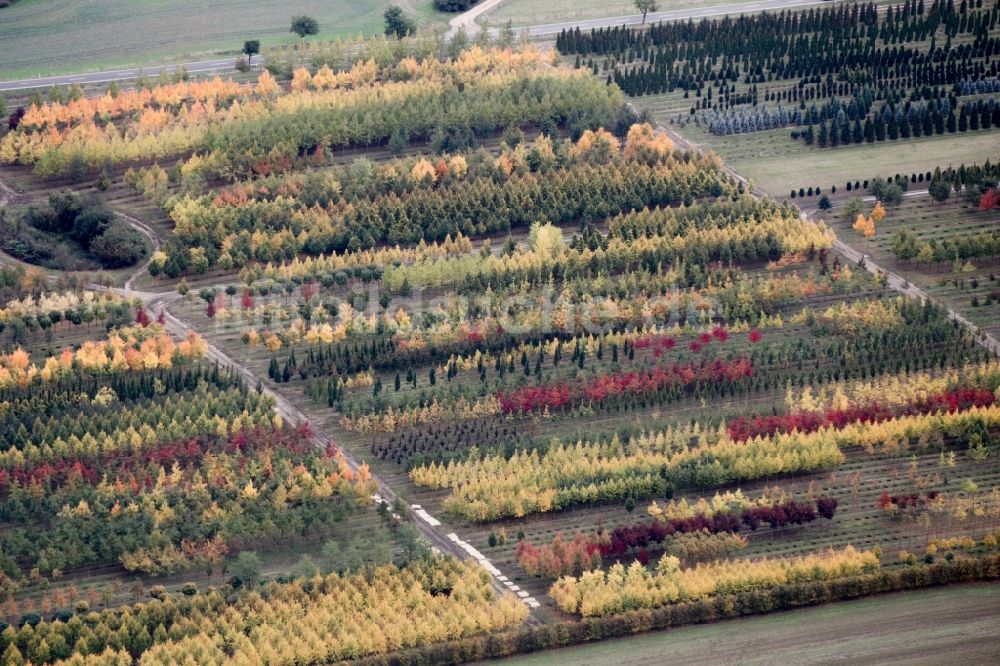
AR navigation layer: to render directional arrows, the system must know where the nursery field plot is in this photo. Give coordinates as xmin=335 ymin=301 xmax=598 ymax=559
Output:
xmin=0 ymin=345 xmax=421 ymax=628
xmin=451 ymin=449 xmax=1000 ymax=608
xmin=2 ymin=30 xmax=1000 ymax=663
xmin=175 ymin=258 xmax=998 ymax=618
xmin=558 ymin=0 xmax=1000 ymax=199
xmin=48 ymin=138 xmax=564 ymax=295
xmin=827 ymin=194 xmax=1000 ymax=338
xmin=5 ymin=501 xmax=407 ymax=618
xmin=169 ymin=256 xmax=905 ymax=444
xmin=930 ymin=277 xmax=1000 ymax=336
xmin=5 ymin=317 xmax=131 ymax=363
xmin=827 ymin=193 xmax=997 ymax=264
xmin=0 ymin=283 xmax=423 ymax=622
xmin=2 ymin=135 xmax=565 ymax=294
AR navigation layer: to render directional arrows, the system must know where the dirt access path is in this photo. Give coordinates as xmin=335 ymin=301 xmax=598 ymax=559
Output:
xmin=114 ymin=211 xmax=161 ymax=292
xmin=448 ymin=0 xmax=508 ymax=37
xmin=0 ymin=174 xmax=23 ymax=207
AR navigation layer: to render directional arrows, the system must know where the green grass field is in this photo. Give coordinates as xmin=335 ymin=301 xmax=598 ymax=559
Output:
xmin=487 ymin=583 xmax=1000 ymax=665
xmin=714 ymin=131 xmax=1000 ymax=198
xmin=0 ymin=0 xmax=442 ymax=79
xmin=482 ymin=0 xmax=757 ymax=27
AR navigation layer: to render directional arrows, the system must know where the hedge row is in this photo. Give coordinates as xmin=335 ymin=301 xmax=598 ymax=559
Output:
xmin=351 ymin=554 xmax=1000 ymax=666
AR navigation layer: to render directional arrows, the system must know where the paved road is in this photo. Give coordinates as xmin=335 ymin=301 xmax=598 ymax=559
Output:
xmin=0 ymin=57 xmax=256 ymax=92
xmin=2 ymin=0 xmax=831 ymax=89
xmin=523 ymin=0 xmax=835 ymax=36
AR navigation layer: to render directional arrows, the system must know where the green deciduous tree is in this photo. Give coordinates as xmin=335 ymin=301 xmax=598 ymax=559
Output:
xmin=447 ymin=26 xmax=469 ymax=59
xmin=290 ymin=16 xmax=319 ymax=38
xmin=498 ymin=21 xmax=515 ymax=49
xmin=243 ymin=40 xmax=261 ymax=65
xmin=89 ymin=221 xmax=146 ymax=268
xmin=384 ymin=6 xmax=417 ymax=39
xmin=233 ymin=551 xmax=262 ymax=588
xmin=295 ymin=554 xmax=319 ymax=579
xmin=841 ymin=196 xmax=864 ymax=224
xmin=869 ymin=177 xmax=904 ymax=207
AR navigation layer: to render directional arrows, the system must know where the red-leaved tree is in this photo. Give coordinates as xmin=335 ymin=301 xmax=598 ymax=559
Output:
xmin=980 ymin=188 xmax=999 ymax=211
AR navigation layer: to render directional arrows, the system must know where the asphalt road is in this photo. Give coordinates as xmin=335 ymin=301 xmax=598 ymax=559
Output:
xmin=2 ymin=0 xmax=831 ymax=90
xmin=523 ymin=0 xmax=835 ymax=36
xmin=0 ymin=57 xmax=256 ymax=92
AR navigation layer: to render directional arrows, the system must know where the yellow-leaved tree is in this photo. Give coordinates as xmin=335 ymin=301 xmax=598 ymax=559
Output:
xmin=624 ymin=122 xmax=674 ymax=163
xmin=255 ymin=70 xmax=280 ymax=96
xmin=528 ymin=220 xmax=564 ymax=259
xmin=853 ymin=213 xmax=875 ymax=238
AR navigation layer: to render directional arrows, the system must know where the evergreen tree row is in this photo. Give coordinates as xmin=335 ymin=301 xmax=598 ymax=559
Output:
xmin=797 ymin=94 xmax=998 ymax=146
xmin=560 ymin=0 xmax=998 ymax=104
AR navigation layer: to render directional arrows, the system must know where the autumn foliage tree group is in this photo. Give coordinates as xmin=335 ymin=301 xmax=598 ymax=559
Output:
xmin=1 ymin=23 xmax=998 ymax=664
xmin=518 ymin=496 xmax=838 ymax=578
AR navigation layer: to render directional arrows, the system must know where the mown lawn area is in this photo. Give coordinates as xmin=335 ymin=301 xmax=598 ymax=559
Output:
xmin=638 ymin=89 xmax=1000 ymax=198
xmin=0 ymin=0 xmax=442 ymax=79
